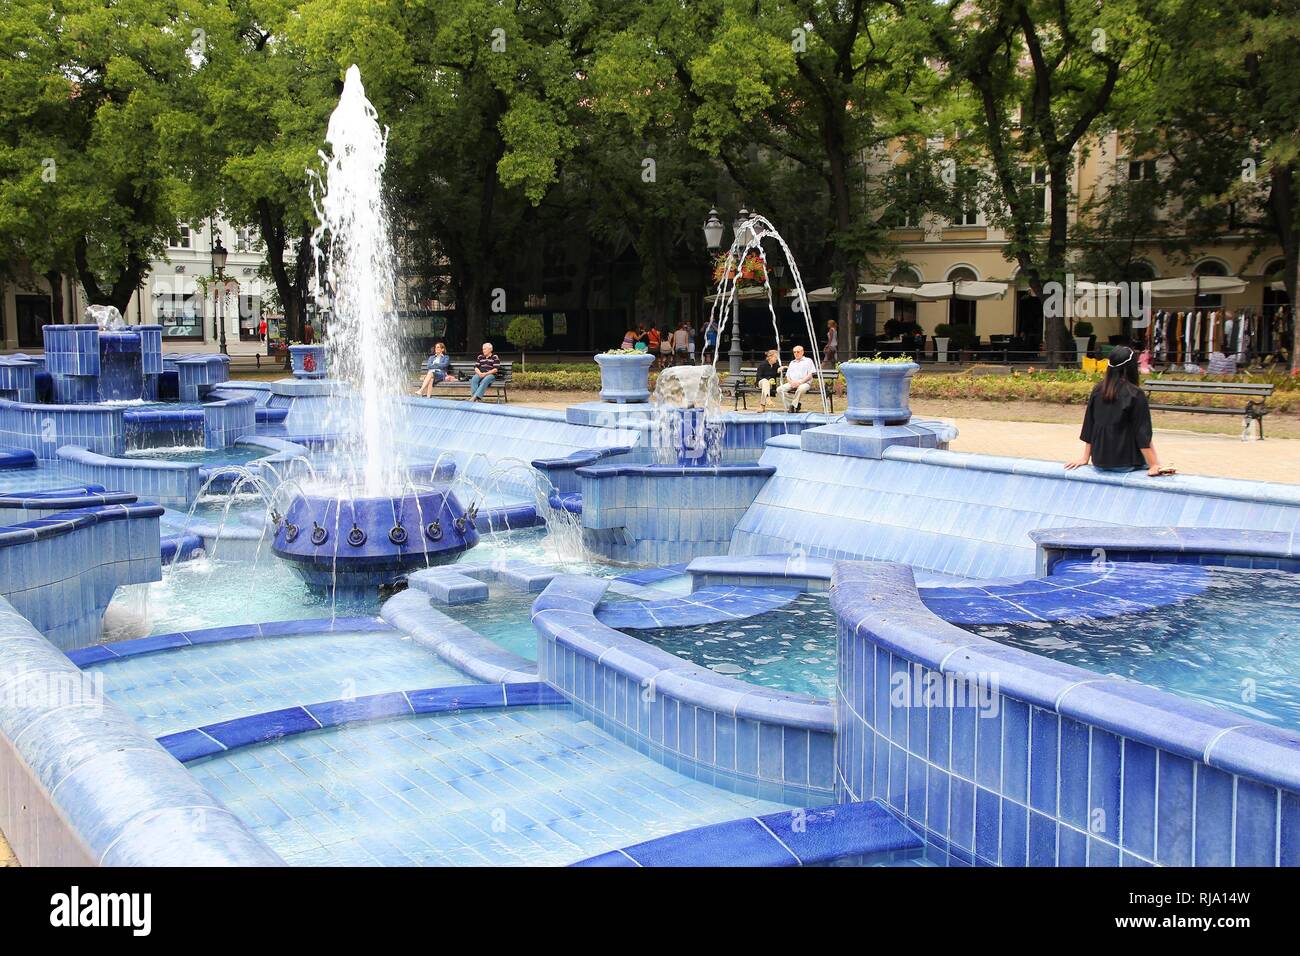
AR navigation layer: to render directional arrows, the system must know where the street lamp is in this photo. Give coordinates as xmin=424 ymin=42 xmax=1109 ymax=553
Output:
xmin=702 ymin=206 xmax=753 ymax=375
xmin=210 ymin=235 xmax=229 ymax=355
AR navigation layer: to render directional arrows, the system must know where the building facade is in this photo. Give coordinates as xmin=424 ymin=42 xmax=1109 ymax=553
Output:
xmin=1 ymin=218 xmax=271 ymax=353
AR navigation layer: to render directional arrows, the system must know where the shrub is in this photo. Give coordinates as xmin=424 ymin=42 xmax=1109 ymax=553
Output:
xmin=505 ymin=315 xmax=545 ymax=369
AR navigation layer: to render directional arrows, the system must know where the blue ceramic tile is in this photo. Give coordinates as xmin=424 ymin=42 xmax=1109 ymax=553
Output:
xmin=1194 ymin=765 xmax=1233 ymax=867
xmin=1058 ymin=718 xmax=1090 ymax=830
xmin=1121 ymin=740 xmax=1157 ymax=859
xmin=1155 ymin=752 xmax=1194 ymax=866
xmin=1029 ymin=708 xmax=1059 ymax=815
xmin=1234 ymin=779 xmax=1277 ymax=866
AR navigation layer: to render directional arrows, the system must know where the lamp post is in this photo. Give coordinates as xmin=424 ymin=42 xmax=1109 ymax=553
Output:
xmin=210 ymin=235 xmax=229 ymax=355
xmin=703 ymin=206 xmax=751 ymax=376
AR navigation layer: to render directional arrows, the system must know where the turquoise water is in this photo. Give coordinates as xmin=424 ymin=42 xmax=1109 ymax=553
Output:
xmin=625 ymin=591 xmax=837 ymax=698
xmin=965 ymin=565 xmax=1300 ymax=731
xmin=189 ymin=706 xmax=790 ymax=866
xmin=104 ymin=555 xmax=381 ymax=640
xmin=126 ymin=444 xmax=267 ymax=466
xmin=88 ymin=630 xmax=471 ymax=737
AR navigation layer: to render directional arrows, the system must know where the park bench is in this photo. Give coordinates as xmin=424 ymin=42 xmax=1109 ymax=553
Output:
xmin=722 ymin=366 xmax=839 ymax=412
xmin=423 ymin=360 xmax=513 ymax=403
xmin=1141 ymin=379 xmax=1275 ymax=439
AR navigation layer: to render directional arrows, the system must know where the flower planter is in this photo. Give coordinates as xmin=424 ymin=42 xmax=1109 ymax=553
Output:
xmin=841 ymin=361 xmax=919 ymax=426
xmin=934 ymin=337 xmax=950 ymax=363
xmin=595 ymin=352 xmax=655 ymax=403
xmin=1074 ymin=336 xmax=1091 ymax=366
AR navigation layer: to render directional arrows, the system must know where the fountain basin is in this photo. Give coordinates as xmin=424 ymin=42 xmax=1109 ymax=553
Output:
xmin=271 ymin=486 xmax=478 ymax=591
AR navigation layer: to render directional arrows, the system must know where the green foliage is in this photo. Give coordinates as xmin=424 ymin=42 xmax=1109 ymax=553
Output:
xmin=841 ymin=354 xmax=915 ymax=365
xmin=1072 ymin=322 xmax=1094 ymax=338
xmin=0 ymin=0 xmax=222 ymax=307
xmin=505 ymin=314 xmax=545 ymax=351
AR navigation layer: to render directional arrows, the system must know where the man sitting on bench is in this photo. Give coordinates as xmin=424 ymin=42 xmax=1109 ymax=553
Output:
xmin=469 ymin=342 xmax=501 ymax=402
xmin=777 ymin=345 xmax=815 ymax=412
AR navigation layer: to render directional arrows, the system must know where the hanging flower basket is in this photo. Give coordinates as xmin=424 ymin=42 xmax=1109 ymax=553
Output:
xmin=712 ymin=252 xmax=767 ymax=288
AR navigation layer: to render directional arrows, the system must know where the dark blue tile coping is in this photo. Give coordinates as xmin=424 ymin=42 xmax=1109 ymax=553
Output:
xmin=546 ymin=491 xmax=583 ymax=515
xmin=616 ymin=562 xmax=690 ymax=585
xmin=832 ymin=560 xmax=1300 ymax=797
xmin=920 ymin=560 xmax=1209 ymax=625
xmin=594 ymin=584 xmax=801 ymax=630
xmin=570 ymin=800 xmax=921 ymax=866
xmin=160 ymin=532 xmax=205 ymax=563
xmin=157 ymin=682 xmax=566 ymax=763
xmin=66 ymin=615 xmax=395 ymax=666
xmin=0 ymin=446 xmax=37 ymax=470
xmin=0 ymin=500 xmax=163 ymax=550
xmin=575 ymin=462 xmax=777 ymax=480
xmin=1031 ymin=526 xmax=1300 ymax=575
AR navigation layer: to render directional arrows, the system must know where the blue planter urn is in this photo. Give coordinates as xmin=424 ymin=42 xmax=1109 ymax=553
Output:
xmin=289 ymin=344 xmax=327 ymax=379
xmin=841 ymin=361 xmax=919 ymax=425
xmin=594 ymin=352 xmax=655 ymax=403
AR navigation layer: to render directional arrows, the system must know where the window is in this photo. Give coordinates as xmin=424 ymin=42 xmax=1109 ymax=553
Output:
xmin=1126 ymin=159 xmax=1157 ymax=183
xmin=154 ymin=293 xmax=204 ymax=338
xmin=1020 ymin=166 xmax=1048 ymax=223
xmin=885 ymin=169 xmax=922 ymax=229
xmin=170 ymin=225 xmax=193 ymax=250
xmin=952 ymin=171 xmax=982 ymax=227
xmin=235 ymin=226 xmax=262 ymax=253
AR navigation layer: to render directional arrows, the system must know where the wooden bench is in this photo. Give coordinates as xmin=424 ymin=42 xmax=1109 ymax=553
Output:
xmin=722 ymin=366 xmax=839 ymax=412
xmin=1141 ymin=379 xmax=1274 ymax=438
xmin=422 ymin=360 xmax=513 ymax=402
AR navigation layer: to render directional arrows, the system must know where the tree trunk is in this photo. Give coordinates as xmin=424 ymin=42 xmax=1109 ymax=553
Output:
xmin=72 ymin=238 xmax=145 ymax=315
xmin=826 ymin=131 xmax=857 ymax=360
xmin=45 ymin=271 xmax=64 ymax=325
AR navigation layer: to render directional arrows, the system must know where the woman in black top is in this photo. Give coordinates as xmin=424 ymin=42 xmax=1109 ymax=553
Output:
xmin=755 ymin=349 xmax=782 ymax=411
xmin=1066 ymin=345 xmax=1173 ymax=476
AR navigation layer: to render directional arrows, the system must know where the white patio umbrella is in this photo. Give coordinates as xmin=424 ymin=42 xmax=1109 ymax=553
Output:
xmin=1145 ymin=274 xmax=1247 ymax=298
xmin=913 ymin=279 xmax=1009 ymax=301
xmin=800 ymin=283 xmax=899 ymax=303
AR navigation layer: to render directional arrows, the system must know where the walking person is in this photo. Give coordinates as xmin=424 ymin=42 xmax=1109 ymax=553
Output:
xmin=672 ymin=322 xmax=689 ymax=366
xmin=823 ymin=319 xmax=838 ymax=367
xmin=1065 ymin=346 xmax=1175 ymax=476
xmin=302 ymin=318 xmax=315 ymax=344
xmin=658 ymin=326 xmax=673 ymax=369
xmin=416 ymin=341 xmax=450 ymax=397
xmin=258 ymin=317 xmax=267 ymax=342
xmin=469 ymin=342 xmax=501 ymax=402
xmin=703 ymin=318 xmax=718 ymax=362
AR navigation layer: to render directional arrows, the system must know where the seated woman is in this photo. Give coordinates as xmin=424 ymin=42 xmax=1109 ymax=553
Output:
xmin=755 ymin=349 xmax=781 ymax=411
xmin=1066 ymin=345 xmax=1175 ymax=476
xmin=469 ymin=342 xmax=501 ymax=402
xmin=416 ymin=342 xmax=450 ymax=396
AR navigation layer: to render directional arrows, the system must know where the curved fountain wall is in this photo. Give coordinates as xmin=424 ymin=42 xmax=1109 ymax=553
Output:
xmin=831 ymin=560 xmax=1300 ymax=866
xmin=0 ymin=594 xmax=283 ymax=866
xmin=731 ymin=436 xmax=1300 ymax=580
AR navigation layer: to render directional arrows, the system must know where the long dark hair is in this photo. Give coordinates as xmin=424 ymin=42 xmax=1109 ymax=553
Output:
xmin=1099 ymin=345 xmax=1139 ymax=402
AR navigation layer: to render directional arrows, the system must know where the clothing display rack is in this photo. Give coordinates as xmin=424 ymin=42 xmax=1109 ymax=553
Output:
xmin=1145 ymin=305 xmax=1292 ymax=371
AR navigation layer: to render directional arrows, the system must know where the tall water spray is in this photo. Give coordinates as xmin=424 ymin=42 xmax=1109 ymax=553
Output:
xmin=313 ymin=65 xmax=406 ymax=495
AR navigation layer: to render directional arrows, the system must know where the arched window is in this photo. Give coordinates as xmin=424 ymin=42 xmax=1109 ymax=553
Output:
xmin=947 ymin=266 xmax=979 ymax=331
xmin=1194 ymin=259 xmax=1229 ymax=309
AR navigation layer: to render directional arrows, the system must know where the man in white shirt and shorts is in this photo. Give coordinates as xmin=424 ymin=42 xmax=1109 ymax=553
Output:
xmin=777 ymin=345 xmax=817 ymax=412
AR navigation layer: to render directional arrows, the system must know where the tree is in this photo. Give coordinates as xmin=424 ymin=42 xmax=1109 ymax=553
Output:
xmin=922 ymin=0 xmax=1159 ymax=364
xmin=293 ymin=0 xmax=616 ymax=349
xmin=192 ymin=0 xmax=336 ymax=343
xmin=597 ymin=1 xmax=939 ymax=357
xmin=0 ymin=0 xmax=217 ymax=314
xmin=505 ymin=314 xmax=544 ymax=369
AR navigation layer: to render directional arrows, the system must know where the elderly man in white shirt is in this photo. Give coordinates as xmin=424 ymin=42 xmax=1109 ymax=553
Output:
xmin=777 ymin=344 xmax=817 ymax=412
